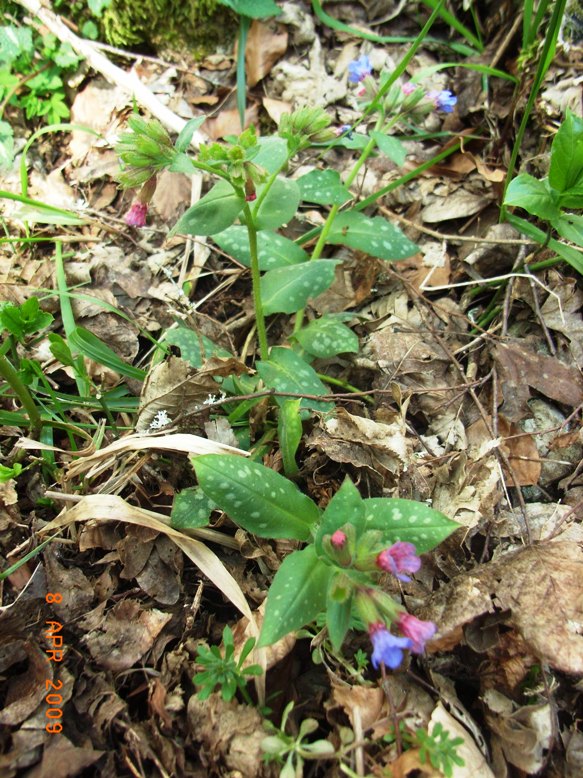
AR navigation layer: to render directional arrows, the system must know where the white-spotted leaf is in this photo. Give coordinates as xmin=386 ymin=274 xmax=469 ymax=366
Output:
xmin=253 ymin=136 xmax=289 ymax=173
xmin=258 ymin=545 xmax=332 ymax=647
xmin=297 ymin=169 xmax=351 ymax=205
xmin=212 ymin=225 xmax=308 ymax=270
xmin=261 ymin=260 xmax=338 ymax=315
xmin=295 ymin=316 xmax=358 ymax=358
xmin=363 ymin=498 xmax=459 ymax=553
xmin=254 ymin=177 xmax=300 ymax=230
xmin=165 ymin=325 xmax=231 ymax=369
xmin=371 ymin=131 xmax=407 ymax=166
xmin=171 ymin=487 xmax=215 ymax=530
xmin=256 ymin=347 xmax=333 ymax=414
xmin=172 ymin=180 xmax=244 ymax=236
xmin=194 ymin=454 xmax=320 ymax=541
xmin=327 ymin=210 xmax=419 ymax=260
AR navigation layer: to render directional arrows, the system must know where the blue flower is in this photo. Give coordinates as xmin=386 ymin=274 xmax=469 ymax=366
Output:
xmin=369 ymin=623 xmax=412 ymax=669
xmin=428 ymin=89 xmax=457 ymax=113
xmin=348 ymin=55 xmax=372 ymax=84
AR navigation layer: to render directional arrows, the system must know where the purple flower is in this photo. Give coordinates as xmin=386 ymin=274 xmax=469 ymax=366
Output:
xmin=376 ymin=542 xmax=421 ymax=582
xmin=335 ymin=124 xmax=353 ymax=138
xmin=124 ymin=202 xmax=148 ymax=227
xmin=348 ymin=55 xmax=372 ymax=84
xmin=396 ymin=613 xmax=436 ymax=653
xmin=427 ymin=89 xmax=457 ymax=113
xmin=369 ymin=623 xmax=412 ymax=669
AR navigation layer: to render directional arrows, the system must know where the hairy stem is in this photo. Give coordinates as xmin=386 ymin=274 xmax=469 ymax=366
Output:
xmin=243 ymin=203 xmax=269 ymax=360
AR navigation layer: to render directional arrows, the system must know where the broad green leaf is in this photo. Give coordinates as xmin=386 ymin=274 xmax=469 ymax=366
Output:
xmin=316 ymin=478 xmax=364 ymax=554
xmin=253 ymin=137 xmax=289 ymax=172
xmin=0 ymin=25 xmax=33 ymax=63
xmin=0 ymin=297 xmax=53 ymax=341
xmin=553 ymin=213 xmax=583 ymax=247
xmin=165 ymin=325 xmax=231 ymax=369
xmin=503 ymin=174 xmax=560 ymax=221
xmin=297 ymin=169 xmax=351 ymax=205
xmin=256 ymin=347 xmax=333 ymax=414
xmin=363 ymin=498 xmax=459 ymax=553
xmin=261 ymin=260 xmax=338 ymax=315
xmin=171 ymin=487 xmax=215 ymax=530
xmin=212 ymin=225 xmax=308 ymax=270
xmin=506 ymin=213 xmax=583 ymax=274
xmin=169 ymin=152 xmax=198 ymax=176
xmin=258 ymin=545 xmax=332 ymax=646
xmin=326 ymin=583 xmax=353 ymax=651
xmin=278 ymin=398 xmax=302 ymax=477
xmin=194 ymin=454 xmax=320 ymax=540
xmin=218 ymin=0 xmax=281 ymax=18
xmin=0 ymin=120 xmax=14 ymax=170
xmin=0 ymin=462 xmax=22 ymax=483
xmin=371 ymin=131 xmax=406 ymax=166
xmin=333 ymin=132 xmax=370 ymax=150
xmin=549 ymin=110 xmax=583 ymax=194
xmin=295 ymin=316 xmax=358 ymax=358
xmin=254 ymin=177 xmax=300 ymax=230
xmin=175 ymin=117 xmax=206 ymax=152
xmin=172 ymin=180 xmax=244 ymax=236
xmin=68 ymin=327 xmax=146 ymax=380
xmin=327 ymin=210 xmax=419 ymax=260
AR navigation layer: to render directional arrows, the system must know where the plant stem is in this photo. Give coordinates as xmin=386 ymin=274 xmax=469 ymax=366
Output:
xmin=243 ymin=203 xmax=269 ymax=360
xmin=0 ymin=351 xmax=42 ymax=436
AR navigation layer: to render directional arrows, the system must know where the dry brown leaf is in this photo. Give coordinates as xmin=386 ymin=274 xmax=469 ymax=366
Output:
xmin=245 ymin=19 xmax=288 ymax=87
xmin=388 ymin=749 xmax=442 ymax=778
xmin=421 ymin=190 xmax=493 ymax=223
xmin=422 ymin=541 xmax=583 ymax=673
xmin=0 ymin=641 xmax=50 ymax=726
xmin=430 ymin=702 xmax=495 ymax=778
xmin=203 ymin=104 xmax=260 ymax=139
xmin=262 ymin=96 xmax=291 ymax=123
xmin=493 ymin=340 xmax=583 ymax=421
xmin=330 ymin=680 xmax=384 ymax=732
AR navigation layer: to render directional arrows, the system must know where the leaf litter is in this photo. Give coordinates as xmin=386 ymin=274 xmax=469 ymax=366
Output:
xmin=1 ymin=1 xmax=583 ymax=776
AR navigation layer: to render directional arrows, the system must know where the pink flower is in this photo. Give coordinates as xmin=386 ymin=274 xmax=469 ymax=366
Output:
xmin=376 ymin=542 xmax=421 ymax=582
xmin=331 ymin=530 xmax=347 ymax=548
xmin=125 ymin=201 xmax=148 ymax=227
xmin=396 ymin=613 xmax=436 ymax=653
xmin=402 ymin=82 xmax=416 ymax=95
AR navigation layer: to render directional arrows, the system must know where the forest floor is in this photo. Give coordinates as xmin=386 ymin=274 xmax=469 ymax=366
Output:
xmin=1 ymin=1 xmax=583 ymax=776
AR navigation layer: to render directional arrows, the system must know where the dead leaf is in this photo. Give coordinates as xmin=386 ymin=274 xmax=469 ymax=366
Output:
xmin=0 ymin=641 xmax=49 ymax=725
xmin=25 ymin=736 xmax=103 ymax=778
xmin=203 ymin=104 xmax=260 ymax=139
xmin=430 ymin=702 xmax=495 ymax=778
xmin=151 ymin=170 xmax=192 ymax=221
xmin=421 ymin=190 xmax=493 ymax=223
xmin=497 ymin=416 xmax=541 ymax=487
xmin=262 ymin=96 xmax=291 ymax=123
xmin=245 ymin=20 xmax=288 ymax=88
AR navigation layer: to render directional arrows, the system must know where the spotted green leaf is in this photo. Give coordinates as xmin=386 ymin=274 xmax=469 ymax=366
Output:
xmin=194 ymin=454 xmax=320 ymax=541
xmin=327 ymin=210 xmax=418 ymax=260
xmin=371 ymin=131 xmax=407 ymax=166
xmin=295 ymin=316 xmax=358 ymax=358
xmin=171 ymin=487 xmax=215 ymax=530
xmin=278 ymin=398 xmax=302 ymax=477
xmin=258 ymin=545 xmax=332 ymax=647
xmin=297 ymin=169 xmax=351 ymax=205
xmin=254 ymin=177 xmax=300 ymax=230
xmin=363 ymin=498 xmax=459 ymax=553
xmin=165 ymin=325 xmax=231 ymax=368
xmin=172 ymin=180 xmax=245 ymax=236
xmin=212 ymin=226 xmax=308 ymax=270
xmin=261 ymin=260 xmax=338 ymax=315
xmin=256 ymin=347 xmax=333 ymax=414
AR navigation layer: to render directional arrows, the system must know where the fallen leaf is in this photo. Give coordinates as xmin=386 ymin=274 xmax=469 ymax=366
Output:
xmin=245 ymin=20 xmax=288 ymax=87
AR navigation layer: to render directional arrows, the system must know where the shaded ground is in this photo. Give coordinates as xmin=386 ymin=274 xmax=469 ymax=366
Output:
xmin=1 ymin=1 xmax=583 ymax=776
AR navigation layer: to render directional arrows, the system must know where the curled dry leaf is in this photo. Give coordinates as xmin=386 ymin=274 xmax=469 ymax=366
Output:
xmin=245 ymin=20 xmax=288 ymax=88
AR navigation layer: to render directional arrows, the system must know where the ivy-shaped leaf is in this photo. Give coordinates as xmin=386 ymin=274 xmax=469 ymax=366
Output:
xmin=194 ymin=454 xmax=320 ymax=541
xmin=295 ymin=316 xmax=358 ymax=358
xmin=256 ymin=347 xmax=333 ymax=414
xmin=363 ymin=498 xmax=459 ymax=554
xmin=327 ymin=210 xmax=419 ymax=260
xmin=172 ymin=180 xmax=245 ymax=236
xmin=261 ymin=260 xmax=338 ymax=315
xmin=212 ymin=225 xmax=308 ymax=270
xmin=258 ymin=545 xmax=332 ymax=647
xmin=254 ymin=177 xmax=300 ymax=230
xmin=297 ymin=169 xmax=351 ymax=205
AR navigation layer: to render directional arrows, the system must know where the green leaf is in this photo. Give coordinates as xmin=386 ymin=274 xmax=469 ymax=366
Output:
xmin=218 ymin=0 xmax=281 ymax=18
xmin=256 ymin=347 xmax=333 ymax=414
xmin=506 ymin=213 xmax=583 ymax=274
xmin=371 ymin=131 xmax=407 ymax=166
xmin=81 ymin=21 xmax=99 ymax=39
xmin=258 ymin=545 xmax=332 ymax=646
xmin=0 ymin=462 xmax=22 ymax=483
xmin=0 ymin=189 xmax=86 ymax=226
xmin=0 ymin=120 xmax=13 ymax=170
xmin=0 ymin=25 xmax=33 ymax=64
xmin=253 ymin=136 xmax=289 ymax=173
xmin=553 ymin=213 xmax=583 ymax=247
xmin=326 ymin=586 xmax=353 ymax=651
xmin=87 ymin=0 xmax=112 ymax=17
xmin=171 ymin=486 xmax=215 ymax=530
xmin=172 ymin=180 xmax=244 ymax=236
xmin=194 ymin=454 xmax=320 ymax=540
xmin=165 ymin=325 xmax=231 ymax=369
xmin=327 ymin=210 xmax=419 ymax=260
xmin=169 ymin=152 xmax=198 ymax=176
xmin=297 ymin=169 xmax=351 ymax=205
xmin=53 ymin=42 xmax=81 ymax=68
xmin=363 ymin=498 xmax=459 ymax=553
xmin=503 ymin=173 xmax=561 ymax=221
xmin=549 ymin=110 xmax=583 ymax=194
xmin=254 ymin=177 xmax=300 ymax=230
xmin=212 ymin=225 xmax=308 ymax=270
xmin=68 ymin=326 xmax=146 ymax=380
xmin=261 ymin=260 xmax=339 ymax=315
xmin=175 ymin=117 xmax=206 ymax=152
xmin=316 ymin=478 xmax=365 ymax=554
xmin=278 ymin=398 xmax=302 ymax=477
xmin=0 ymin=297 xmax=53 ymax=341
xmin=295 ymin=316 xmax=358 ymax=358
